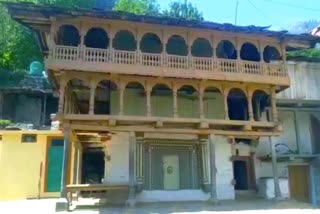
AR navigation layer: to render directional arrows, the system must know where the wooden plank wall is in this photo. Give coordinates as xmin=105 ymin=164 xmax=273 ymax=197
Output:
xmin=277 ymin=62 xmax=320 ymax=101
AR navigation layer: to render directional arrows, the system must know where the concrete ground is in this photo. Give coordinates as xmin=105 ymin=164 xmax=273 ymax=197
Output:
xmin=0 ymin=198 xmax=318 ymax=214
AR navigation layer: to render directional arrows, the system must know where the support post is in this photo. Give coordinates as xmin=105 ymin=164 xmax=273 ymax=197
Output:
xmin=209 ymin=135 xmax=218 ymax=204
xmin=247 ymin=90 xmax=254 ymax=121
xmin=270 ymin=87 xmax=278 ymax=123
xmin=58 ymin=79 xmax=67 ymax=114
xmin=89 ymin=80 xmax=96 ymax=115
xmin=173 ymin=84 xmax=178 ymax=118
xmin=126 ymin=132 xmax=136 ymax=207
xmin=199 ymin=88 xmax=205 ymax=119
xmin=136 ymin=134 xmax=144 ymax=192
xmin=61 ymin=127 xmax=71 ymax=197
xmin=269 ymin=136 xmax=282 ymax=200
xmin=72 ymin=143 xmax=78 ymax=184
xmin=146 ymin=84 xmax=152 ymax=117
xmin=119 ymin=81 xmax=125 ymax=115
xmin=200 ymin=136 xmax=210 ymax=192
xmin=223 ymin=89 xmax=229 ymax=120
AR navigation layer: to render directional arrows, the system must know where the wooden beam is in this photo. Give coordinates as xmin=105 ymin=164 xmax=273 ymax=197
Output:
xmin=69 ymin=124 xmax=281 ymax=137
xmin=61 ymin=127 xmax=71 ymax=197
xmin=209 ymin=135 xmax=218 ymax=203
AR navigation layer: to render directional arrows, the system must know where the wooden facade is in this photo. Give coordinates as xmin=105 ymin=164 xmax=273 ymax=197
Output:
xmin=4 ymin=2 xmax=320 ymax=206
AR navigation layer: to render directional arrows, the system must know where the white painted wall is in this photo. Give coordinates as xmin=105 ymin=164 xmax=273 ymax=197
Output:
xmin=104 ymin=132 xmax=130 ymax=184
xmin=212 ymin=135 xmax=235 ymax=200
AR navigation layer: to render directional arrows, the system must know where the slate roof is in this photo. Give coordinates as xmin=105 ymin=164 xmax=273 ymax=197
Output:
xmin=3 ymin=1 xmax=320 ymax=47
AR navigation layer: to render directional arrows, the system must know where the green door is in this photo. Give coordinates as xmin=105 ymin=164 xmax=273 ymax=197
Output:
xmin=163 ymin=155 xmax=180 ymax=190
xmin=46 ymin=139 xmax=64 ymax=192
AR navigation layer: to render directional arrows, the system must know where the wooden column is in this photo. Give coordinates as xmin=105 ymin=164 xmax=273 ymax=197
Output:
xmin=89 ymin=80 xmax=96 ymax=115
xmin=211 ymin=36 xmax=216 ymax=71
xmin=236 ymin=38 xmax=241 ymax=72
xmin=187 ymin=33 xmax=192 ymax=69
xmin=119 ymin=81 xmax=125 ymax=115
xmin=209 ymin=135 xmax=218 ymax=203
xmin=269 ymin=136 xmax=282 ymax=199
xmin=270 ymin=87 xmax=278 ymax=123
xmin=58 ymin=78 xmax=67 ymax=114
xmin=61 ymin=127 xmax=71 ymax=197
xmin=136 ymin=134 xmax=144 ymax=192
xmin=72 ymin=142 xmax=78 ymax=184
xmin=199 ymin=87 xmax=205 ymax=119
xmin=247 ymin=90 xmax=254 ymax=121
xmin=223 ymin=89 xmax=229 ymax=120
xmin=173 ymin=84 xmax=178 ymax=118
xmin=103 ymin=146 xmax=108 ymax=183
xmin=126 ymin=132 xmax=136 ymax=207
xmin=146 ymin=84 xmax=152 ymax=117
xmin=200 ymin=137 xmax=210 ymax=192
xmin=76 ymin=145 xmax=83 ymax=184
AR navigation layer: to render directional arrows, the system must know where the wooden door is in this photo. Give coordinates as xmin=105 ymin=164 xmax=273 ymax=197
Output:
xmin=289 ymin=165 xmax=311 ymax=202
xmin=163 ymin=155 xmax=180 ymax=190
xmin=46 ymin=139 xmax=64 ymax=192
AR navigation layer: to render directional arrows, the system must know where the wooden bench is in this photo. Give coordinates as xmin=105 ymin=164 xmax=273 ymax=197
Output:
xmin=66 ymin=184 xmax=129 ymax=211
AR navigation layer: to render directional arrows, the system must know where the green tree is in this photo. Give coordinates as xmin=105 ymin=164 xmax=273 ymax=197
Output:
xmin=162 ymin=1 xmax=203 ymax=21
xmin=114 ymin=0 xmax=160 ymax=15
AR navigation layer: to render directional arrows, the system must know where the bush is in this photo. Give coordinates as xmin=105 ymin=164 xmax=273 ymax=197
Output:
xmin=0 ymin=119 xmax=11 ymax=128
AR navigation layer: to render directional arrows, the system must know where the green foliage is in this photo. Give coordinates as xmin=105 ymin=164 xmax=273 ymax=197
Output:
xmin=287 ymin=48 xmax=320 ymax=60
xmin=0 ymin=119 xmax=12 ymax=128
xmin=114 ymin=0 xmax=160 ymax=15
xmin=162 ymin=1 xmax=203 ymax=21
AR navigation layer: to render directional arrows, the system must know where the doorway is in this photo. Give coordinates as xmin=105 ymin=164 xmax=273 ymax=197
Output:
xmin=289 ymin=165 xmax=311 ymax=202
xmin=81 ymin=147 xmax=105 ymax=184
xmin=233 ymin=160 xmax=249 ymax=190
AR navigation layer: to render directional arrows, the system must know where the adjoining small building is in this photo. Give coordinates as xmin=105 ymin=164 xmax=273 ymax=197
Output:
xmin=0 ymin=61 xmax=58 ymax=129
xmin=2 ymin=1 xmax=320 ymax=207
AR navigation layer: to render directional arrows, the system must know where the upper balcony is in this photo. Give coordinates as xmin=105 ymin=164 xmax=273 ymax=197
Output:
xmin=46 ymin=24 xmax=289 ymax=87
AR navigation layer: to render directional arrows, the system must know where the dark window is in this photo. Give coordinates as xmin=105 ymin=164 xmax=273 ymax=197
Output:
xmin=22 ymin=134 xmax=37 ymax=143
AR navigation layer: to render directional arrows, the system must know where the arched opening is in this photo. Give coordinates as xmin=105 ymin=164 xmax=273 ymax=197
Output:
xmin=94 ymin=80 xmax=118 ymax=115
xmin=191 ymin=38 xmax=213 ymax=57
xmin=252 ymin=90 xmax=270 ymax=121
xmin=56 ymin=25 xmax=80 ymax=46
xmin=85 ymin=27 xmax=109 ymax=49
xmin=240 ymin=43 xmax=260 ymax=62
xmin=228 ymin=88 xmax=248 ymax=121
xmin=151 ymin=84 xmax=173 ymax=117
xmin=216 ymin=40 xmax=237 ymax=59
xmin=166 ymin=35 xmax=188 ymax=56
xmin=263 ymin=46 xmax=281 ymax=63
xmin=65 ymin=79 xmax=89 ymax=114
xmin=178 ymin=85 xmax=199 ymax=118
xmin=140 ymin=33 xmax=162 ymax=53
xmin=203 ymin=87 xmax=224 ymax=119
xmin=113 ymin=30 xmax=137 ymax=51
xmin=124 ymin=82 xmax=146 ymax=116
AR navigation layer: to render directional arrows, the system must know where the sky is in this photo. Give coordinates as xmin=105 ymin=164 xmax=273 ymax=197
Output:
xmin=158 ymin=0 xmax=320 ymax=31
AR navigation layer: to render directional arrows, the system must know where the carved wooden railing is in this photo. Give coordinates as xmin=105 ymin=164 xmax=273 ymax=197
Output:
xmin=50 ymin=45 xmax=288 ymax=77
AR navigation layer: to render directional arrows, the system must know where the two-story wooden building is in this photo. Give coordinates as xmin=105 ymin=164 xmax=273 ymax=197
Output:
xmin=4 ymin=1 xmax=319 ymax=206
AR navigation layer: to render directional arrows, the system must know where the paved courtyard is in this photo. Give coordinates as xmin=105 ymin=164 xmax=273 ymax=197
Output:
xmin=0 ymin=198 xmax=318 ymax=214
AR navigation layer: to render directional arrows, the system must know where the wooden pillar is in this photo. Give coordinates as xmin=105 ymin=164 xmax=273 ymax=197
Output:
xmin=223 ymin=88 xmax=229 ymax=120
xmin=119 ymin=81 xmax=125 ymax=115
xmin=211 ymin=36 xmax=216 ymax=71
xmin=200 ymin=137 xmax=210 ymax=192
xmin=247 ymin=89 xmax=254 ymax=121
xmin=72 ymin=142 xmax=78 ymax=184
xmin=209 ymin=135 xmax=218 ymax=203
xmin=61 ymin=127 xmax=71 ymax=197
xmin=146 ymin=84 xmax=152 ymax=117
xmin=269 ymin=136 xmax=282 ymax=199
xmin=187 ymin=33 xmax=193 ymax=69
xmin=0 ymin=91 xmax=4 ymax=118
xmin=76 ymin=145 xmax=83 ymax=184
xmin=199 ymin=87 xmax=205 ymax=119
xmin=89 ymin=80 xmax=96 ymax=115
xmin=126 ymin=132 xmax=136 ymax=207
xmin=270 ymin=87 xmax=278 ymax=123
xmin=236 ymin=38 xmax=241 ymax=72
xmin=58 ymin=79 xmax=67 ymax=114
xmin=136 ymin=134 xmax=144 ymax=192
xmin=103 ymin=146 xmax=108 ymax=183
xmin=173 ymin=84 xmax=178 ymax=118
